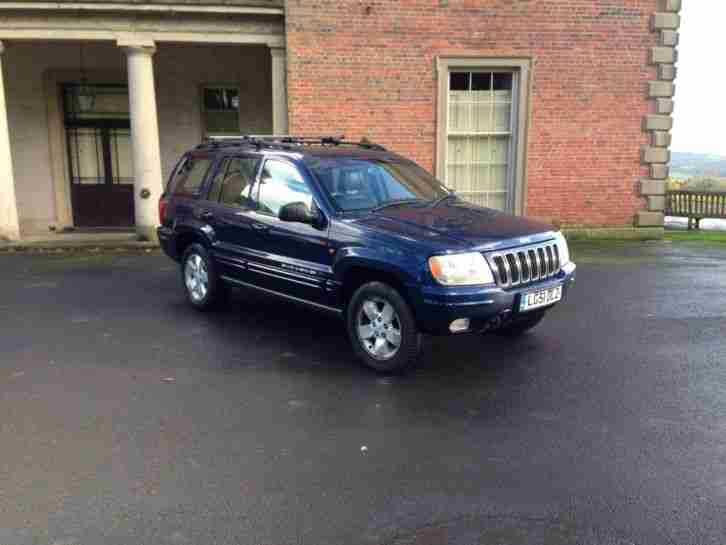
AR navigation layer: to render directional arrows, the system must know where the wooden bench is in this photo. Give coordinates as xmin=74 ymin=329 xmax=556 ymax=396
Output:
xmin=665 ymin=190 xmax=726 ymax=230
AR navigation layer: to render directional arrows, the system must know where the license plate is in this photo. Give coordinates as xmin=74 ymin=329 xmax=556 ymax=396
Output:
xmin=520 ymin=285 xmax=563 ymax=312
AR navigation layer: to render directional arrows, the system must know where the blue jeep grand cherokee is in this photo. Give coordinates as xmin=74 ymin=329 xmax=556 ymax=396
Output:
xmin=158 ymin=136 xmax=576 ymax=372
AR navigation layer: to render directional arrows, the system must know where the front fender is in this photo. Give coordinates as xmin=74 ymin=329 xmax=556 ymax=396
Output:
xmin=330 ymin=246 xmax=430 ymax=313
xmin=333 ymin=245 xmax=424 ymax=285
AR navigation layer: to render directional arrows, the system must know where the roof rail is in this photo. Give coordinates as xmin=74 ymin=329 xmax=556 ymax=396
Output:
xmin=196 ymin=134 xmax=387 ymax=151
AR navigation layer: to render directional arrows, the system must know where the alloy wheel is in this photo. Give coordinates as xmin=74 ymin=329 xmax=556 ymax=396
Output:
xmin=184 ymin=253 xmax=209 ymax=303
xmin=356 ymin=296 xmax=402 ymax=360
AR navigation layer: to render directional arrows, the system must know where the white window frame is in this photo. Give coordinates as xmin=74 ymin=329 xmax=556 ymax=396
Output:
xmin=201 ymin=84 xmax=241 ymax=137
xmin=436 ymin=57 xmax=531 ymax=216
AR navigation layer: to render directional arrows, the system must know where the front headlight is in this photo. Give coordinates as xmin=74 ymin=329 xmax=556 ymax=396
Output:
xmin=554 ymin=231 xmax=570 ymax=265
xmin=428 ymin=252 xmax=495 ymax=286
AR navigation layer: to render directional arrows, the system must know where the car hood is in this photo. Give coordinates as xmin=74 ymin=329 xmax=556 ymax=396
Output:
xmin=348 ymin=199 xmax=556 ymax=251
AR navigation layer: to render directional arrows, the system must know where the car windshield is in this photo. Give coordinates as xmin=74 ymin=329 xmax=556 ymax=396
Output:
xmin=304 ymin=157 xmax=451 ymax=212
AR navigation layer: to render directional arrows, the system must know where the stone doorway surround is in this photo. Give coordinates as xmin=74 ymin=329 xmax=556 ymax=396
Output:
xmin=46 ymin=69 xmax=128 ymax=231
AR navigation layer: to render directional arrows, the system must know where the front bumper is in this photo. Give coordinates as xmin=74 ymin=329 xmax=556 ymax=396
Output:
xmin=411 ymin=262 xmax=576 ymax=335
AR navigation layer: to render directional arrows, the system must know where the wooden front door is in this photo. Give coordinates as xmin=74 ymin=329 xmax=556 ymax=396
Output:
xmin=63 ymin=84 xmax=135 ymax=228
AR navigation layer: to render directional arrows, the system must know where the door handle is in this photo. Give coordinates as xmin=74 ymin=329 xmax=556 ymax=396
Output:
xmin=252 ymin=222 xmax=270 ymax=232
xmin=197 ymin=209 xmax=214 ymax=222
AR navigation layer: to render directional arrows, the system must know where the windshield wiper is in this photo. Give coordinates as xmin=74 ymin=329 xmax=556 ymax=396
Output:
xmin=372 ymin=198 xmax=426 ymax=212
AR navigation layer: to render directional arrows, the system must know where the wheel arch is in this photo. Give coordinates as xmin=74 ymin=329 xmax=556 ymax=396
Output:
xmin=176 ymin=228 xmax=212 ymax=261
xmin=340 ymin=260 xmax=424 ymax=373
xmin=337 ymin=259 xmax=417 ymax=313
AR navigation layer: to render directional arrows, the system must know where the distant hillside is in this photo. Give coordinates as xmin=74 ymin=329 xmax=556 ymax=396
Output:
xmin=670 ymin=152 xmax=726 ymax=180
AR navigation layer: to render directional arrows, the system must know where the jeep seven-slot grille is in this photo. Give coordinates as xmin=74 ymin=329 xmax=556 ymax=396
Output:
xmin=485 ymin=242 xmax=560 ymax=289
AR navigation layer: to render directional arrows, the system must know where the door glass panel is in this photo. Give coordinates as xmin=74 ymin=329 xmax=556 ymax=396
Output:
xmin=63 ymin=84 xmax=129 ymax=121
xmin=67 ymin=127 xmax=104 ymax=184
xmin=110 ymin=128 xmax=133 ymax=184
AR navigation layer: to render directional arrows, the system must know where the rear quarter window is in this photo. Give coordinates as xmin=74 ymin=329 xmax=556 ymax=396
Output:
xmin=169 ymin=155 xmax=213 ymax=197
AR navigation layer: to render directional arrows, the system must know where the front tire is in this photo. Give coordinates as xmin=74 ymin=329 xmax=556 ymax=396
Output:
xmin=181 ymin=243 xmax=225 ymax=311
xmin=346 ymin=281 xmax=422 ymax=373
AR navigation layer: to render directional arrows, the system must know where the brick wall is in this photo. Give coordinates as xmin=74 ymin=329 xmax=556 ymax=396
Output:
xmin=0 ymin=0 xmax=283 ymax=6
xmin=285 ymin=0 xmax=660 ymax=227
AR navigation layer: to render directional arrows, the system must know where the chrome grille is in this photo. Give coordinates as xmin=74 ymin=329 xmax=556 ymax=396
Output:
xmin=486 ymin=241 xmax=560 ymax=289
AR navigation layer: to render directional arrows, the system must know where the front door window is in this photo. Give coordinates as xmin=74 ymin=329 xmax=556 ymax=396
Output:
xmin=256 ymin=159 xmax=313 ymax=217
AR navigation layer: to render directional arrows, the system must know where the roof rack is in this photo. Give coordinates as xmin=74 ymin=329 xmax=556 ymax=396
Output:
xmin=196 ymin=135 xmax=387 ymax=152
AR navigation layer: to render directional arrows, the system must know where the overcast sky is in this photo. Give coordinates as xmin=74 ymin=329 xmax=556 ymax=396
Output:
xmin=670 ymin=3 xmax=726 ymax=157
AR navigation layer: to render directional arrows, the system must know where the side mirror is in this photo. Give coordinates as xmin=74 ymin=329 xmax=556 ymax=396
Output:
xmin=279 ymin=201 xmax=315 ymax=224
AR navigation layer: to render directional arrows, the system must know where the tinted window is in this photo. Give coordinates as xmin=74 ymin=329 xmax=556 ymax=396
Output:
xmin=305 ymin=158 xmax=449 ymax=212
xmin=257 ymin=160 xmax=312 ymax=216
xmin=170 ymin=156 xmax=212 ymax=196
xmin=208 ymin=157 xmax=259 ymax=208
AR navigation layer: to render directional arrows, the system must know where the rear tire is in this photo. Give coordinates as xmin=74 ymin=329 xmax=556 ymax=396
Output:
xmin=346 ymin=281 xmax=422 ymax=374
xmin=180 ymin=243 xmax=226 ymax=311
xmin=495 ymin=310 xmax=546 ymax=337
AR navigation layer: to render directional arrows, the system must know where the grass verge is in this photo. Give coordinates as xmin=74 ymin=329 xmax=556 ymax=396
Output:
xmin=664 ymin=230 xmax=726 ymax=243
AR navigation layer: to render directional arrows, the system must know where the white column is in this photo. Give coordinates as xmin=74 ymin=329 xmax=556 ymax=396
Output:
xmin=0 ymin=41 xmax=20 ymax=241
xmin=270 ymin=46 xmax=288 ymax=135
xmin=120 ymin=39 xmax=164 ymax=242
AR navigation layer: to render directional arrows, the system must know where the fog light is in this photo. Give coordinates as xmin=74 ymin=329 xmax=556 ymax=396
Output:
xmin=449 ymin=318 xmax=470 ymax=333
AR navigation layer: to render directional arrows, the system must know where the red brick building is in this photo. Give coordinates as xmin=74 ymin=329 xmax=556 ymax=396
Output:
xmin=286 ymin=0 xmax=681 ymax=229
xmin=0 ymin=0 xmax=680 ymax=241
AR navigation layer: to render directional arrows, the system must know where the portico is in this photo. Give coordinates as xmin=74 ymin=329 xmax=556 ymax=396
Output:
xmin=0 ymin=1 xmax=286 ymax=241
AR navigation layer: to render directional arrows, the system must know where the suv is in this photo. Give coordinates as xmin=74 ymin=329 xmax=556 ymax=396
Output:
xmin=158 ymin=136 xmax=576 ymax=373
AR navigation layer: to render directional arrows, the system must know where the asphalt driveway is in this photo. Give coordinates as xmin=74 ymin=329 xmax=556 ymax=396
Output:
xmin=1 ymin=241 xmax=725 ymax=545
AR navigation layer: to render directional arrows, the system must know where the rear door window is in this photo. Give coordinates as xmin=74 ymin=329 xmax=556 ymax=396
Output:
xmin=211 ymin=157 xmax=260 ymax=209
xmin=169 ymin=155 xmax=212 ymax=197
